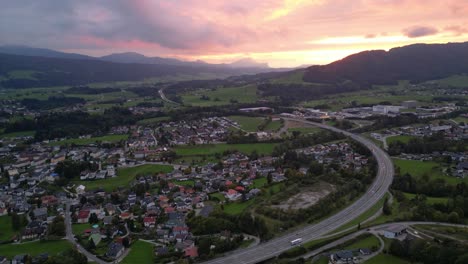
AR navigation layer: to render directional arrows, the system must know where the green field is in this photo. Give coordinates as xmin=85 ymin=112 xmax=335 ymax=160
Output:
xmin=453 ymin=116 xmax=468 ymax=124
xmin=136 ymin=116 xmax=170 ymax=125
xmin=72 ymin=223 xmax=94 ymax=235
xmin=1 ymin=70 xmax=39 ymax=80
xmin=174 ymin=143 xmax=278 ymax=158
xmin=413 ymin=224 xmax=468 ymax=240
xmin=263 ymin=120 xmax=282 ymax=131
xmin=287 ymin=127 xmax=322 ymax=134
xmin=0 ymin=215 xmax=16 ymax=241
xmin=253 ymin=177 xmax=268 ymax=188
xmin=271 ymin=70 xmax=306 ymax=84
xmin=364 ymin=254 xmax=410 ymax=264
xmin=76 ymin=164 xmax=173 ymax=192
xmin=224 ymin=199 xmax=256 ymax=215
xmin=50 ymin=134 xmax=129 ymax=146
xmin=171 ymin=179 xmax=195 ymax=187
xmin=343 ymin=234 xmax=380 ymax=250
xmin=209 ymin=192 xmax=225 ymax=202
xmin=393 ymin=158 xmax=463 ymax=185
xmin=0 ymin=240 xmax=72 ymax=258
xmin=403 ymin=192 xmax=449 ymax=205
xmin=181 ymin=85 xmax=258 ymax=106
xmin=386 ymin=135 xmax=417 ymax=145
xmin=300 ymin=81 xmax=436 ymax=111
xmin=228 ymin=115 xmax=264 ymax=132
xmin=433 ymin=74 xmax=468 ymax=88
xmin=121 ymin=240 xmax=154 ymax=264
xmin=0 ymin=130 xmax=35 ymax=139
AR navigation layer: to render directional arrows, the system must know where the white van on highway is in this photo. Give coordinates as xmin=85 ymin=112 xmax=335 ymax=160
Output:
xmin=290 ymin=238 xmax=303 ymax=246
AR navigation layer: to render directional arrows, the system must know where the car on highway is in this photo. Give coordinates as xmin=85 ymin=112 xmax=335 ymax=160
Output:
xmin=290 ymin=238 xmax=303 ymax=246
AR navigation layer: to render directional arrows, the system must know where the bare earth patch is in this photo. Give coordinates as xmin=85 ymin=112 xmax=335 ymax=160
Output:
xmin=272 ymin=182 xmax=335 ymax=210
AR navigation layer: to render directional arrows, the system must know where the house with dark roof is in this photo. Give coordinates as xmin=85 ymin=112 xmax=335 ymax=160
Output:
xmin=330 ymin=250 xmax=355 ymax=264
xmin=106 ymin=242 xmax=124 ymax=259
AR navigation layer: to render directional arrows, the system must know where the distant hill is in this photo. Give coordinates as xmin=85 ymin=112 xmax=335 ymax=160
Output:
xmin=101 ymin=52 xmax=270 ymax=69
xmin=303 ymin=42 xmax=468 ymax=85
xmin=100 ymin=52 xmax=201 ymax=66
xmin=0 ymin=53 xmax=276 ymax=88
xmin=229 ymin=58 xmax=269 ymax=68
xmin=0 ymin=45 xmax=95 ymax=60
xmin=0 ymin=45 xmax=270 ymax=70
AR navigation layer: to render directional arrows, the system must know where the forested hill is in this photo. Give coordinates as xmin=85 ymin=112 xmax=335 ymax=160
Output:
xmin=303 ymin=42 xmax=468 ymax=85
xmin=0 ymin=53 xmax=273 ymax=88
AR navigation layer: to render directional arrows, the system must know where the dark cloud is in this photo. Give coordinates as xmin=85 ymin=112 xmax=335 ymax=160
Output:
xmin=0 ymin=0 xmax=251 ymax=51
xmin=403 ymin=26 xmax=438 ymax=38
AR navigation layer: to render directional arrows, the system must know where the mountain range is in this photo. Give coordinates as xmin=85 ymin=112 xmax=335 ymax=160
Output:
xmin=0 ymin=45 xmax=269 ymax=69
xmin=1 ymin=41 xmax=468 ymax=89
xmin=303 ymin=41 xmax=468 ymax=85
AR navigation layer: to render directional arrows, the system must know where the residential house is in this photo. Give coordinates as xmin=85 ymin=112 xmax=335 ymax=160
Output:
xmin=106 ymin=242 xmax=124 ymax=259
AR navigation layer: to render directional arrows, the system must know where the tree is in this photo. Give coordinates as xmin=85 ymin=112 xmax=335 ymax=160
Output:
xmin=383 ymin=197 xmax=392 ymax=215
xmin=11 ymin=212 xmax=21 ymax=231
xmin=448 ymin=211 xmax=460 ymax=223
xmin=122 ymin=237 xmax=130 ymax=248
xmin=48 ymin=216 xmax=66 ymax=237
xmin=88 ymin=213 xmax=98 ymax=224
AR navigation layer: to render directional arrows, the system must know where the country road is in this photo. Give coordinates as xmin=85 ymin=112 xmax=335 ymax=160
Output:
xmin=300 ymin=221 xmax=468 ymax=261
xmin=202 ymin=117 xmax=395 ymax=264
xmin=158 ymin=87 xmax=179 ymax=105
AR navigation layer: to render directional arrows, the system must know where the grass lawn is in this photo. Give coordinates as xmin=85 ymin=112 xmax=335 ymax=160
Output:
xmin=386 ymin=135 xmax=417 ymax=145
xmin=136 ymin=116 xmax=170 ymax=125
xmin=364 ymin=254 xmax=410 ymax=264
xmin=121 ymin=240 xmax=154 ymax=264
xmin=0 ymin=240 xmax=72 ymax=259
xmin=182 ymin=85 xmax=258 ymax=106
xmin=228 ymin=115 xmax=264 ymax=132
xmin=343 ymin=234 xmax=380 ymax=250
xmin=72 ymin=223 xmax=94 ymax=235
xmin=224 ymin=199 xmax=256 ymax=215
xmin=453 ymin=116 xmax=468 ymax=124
xmin=50 ymin=134 xmax=129 ymax=146
xmin=263 ymin=120 xmax=282 ymax=131
xmin=209 ymin=192 xmax=225 ymax=202
xmin=413 ymin=224 xmax=468 ymax=240
xmin=403 ymin=192 xmax=449 ymax=205
xmin=0 ymin=130 xmax=35 ymax=139
xmin=174 ymin=142 xmax=278 ymax=158
xmin=171 ymin=179 xmax=195 ymax=187
xmin=253 ymin=177 xmax=268 ymax=188
xmin=287 ymin=127 xmax=322 ymax=135
xmin=0 ymin=215 xmax=16 ymax=241
xmin=331 ymin=194 xmax=387 ymax=234
xmin=393 ymin=158 xmax=464 ymax=185
xmin=76 ymin=164 xmax=173 ymax=192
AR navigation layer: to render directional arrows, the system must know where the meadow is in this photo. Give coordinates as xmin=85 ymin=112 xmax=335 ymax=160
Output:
xmin=0 ymin=240 xmax=72 ymax=258
xmin=49 ymin=134 xmax=129 ymax=146
xmin=181 ymin=85 xmax=259 ymax=106
xmin=174 ymin=142 xmax=278 ymax=158
xmin=121 ymin=240 xmax=154 ymax=264
xmin=75 ymin=164 xmax=173 ymax=192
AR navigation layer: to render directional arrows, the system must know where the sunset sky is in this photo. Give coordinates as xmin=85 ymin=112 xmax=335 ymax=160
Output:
xmin=1 ymin=0 xmax=467 ymax=67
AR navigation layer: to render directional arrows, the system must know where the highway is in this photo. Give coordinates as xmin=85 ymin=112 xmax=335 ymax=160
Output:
xmin=202 ymin=118 xmax=394 ymax=264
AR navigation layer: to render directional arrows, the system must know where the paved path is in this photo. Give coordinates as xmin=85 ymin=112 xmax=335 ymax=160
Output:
xmin=64 ymin=200 xmax=109 ymax=264
xmin=201 ymin=117 xmax=395 ymax=264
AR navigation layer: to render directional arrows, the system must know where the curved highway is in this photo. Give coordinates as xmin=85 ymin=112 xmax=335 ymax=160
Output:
xmin=202 ymin=117 xmax=394 ymax=264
